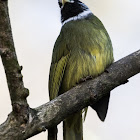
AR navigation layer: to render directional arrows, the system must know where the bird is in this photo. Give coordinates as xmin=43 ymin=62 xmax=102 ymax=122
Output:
xmin=48 ymin=0 xmax=114 ymax=140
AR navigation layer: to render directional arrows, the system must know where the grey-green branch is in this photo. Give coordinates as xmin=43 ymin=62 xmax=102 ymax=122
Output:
xmin=0 ymin=1 xmax=140 ymax=140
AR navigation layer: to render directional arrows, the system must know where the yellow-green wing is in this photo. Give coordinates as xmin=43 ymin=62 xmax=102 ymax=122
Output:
xmin=49 ymin=32 xmax=71 ymax=100
xmin=49 ymin=54 xmax=70 ymax=100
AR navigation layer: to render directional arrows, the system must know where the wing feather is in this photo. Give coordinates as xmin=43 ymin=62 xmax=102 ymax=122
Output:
xmin=49 ymin=53 xmax=70 ymax=100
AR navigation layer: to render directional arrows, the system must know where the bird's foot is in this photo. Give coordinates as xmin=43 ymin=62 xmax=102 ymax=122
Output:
xmin=79 ymin=76 xmax=93 ymax=83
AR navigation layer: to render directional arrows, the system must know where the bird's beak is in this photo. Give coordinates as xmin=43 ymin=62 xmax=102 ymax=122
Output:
xmin=62 ymin=0 xmax=71 ymax=6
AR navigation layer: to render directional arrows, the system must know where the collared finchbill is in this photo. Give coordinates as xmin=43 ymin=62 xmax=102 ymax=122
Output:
xmin=48 ymin=0 xmax=114 ymax=140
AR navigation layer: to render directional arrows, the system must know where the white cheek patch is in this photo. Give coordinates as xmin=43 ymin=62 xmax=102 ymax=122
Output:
xmin=62 ymin=9 xmax=92 ymax=25
xmin=65 ymin=0 xmax=74 ymax=3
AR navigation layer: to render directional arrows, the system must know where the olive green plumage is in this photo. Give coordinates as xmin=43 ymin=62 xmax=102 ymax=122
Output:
xmin=49 ymin=15 xmax=114 ymax=140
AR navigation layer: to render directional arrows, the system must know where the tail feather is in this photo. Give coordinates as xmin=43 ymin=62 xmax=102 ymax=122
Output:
xmin=91 ymin=93 xmax=110 ymax=121
xmin=63 ymin=111 xmax=83 ymax=140
xmin=48 ymin=126 xmax=57 ymax=140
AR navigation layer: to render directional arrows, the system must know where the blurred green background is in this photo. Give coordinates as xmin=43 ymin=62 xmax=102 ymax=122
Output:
xmin=0 ymin=0 xmax=140 ymax=140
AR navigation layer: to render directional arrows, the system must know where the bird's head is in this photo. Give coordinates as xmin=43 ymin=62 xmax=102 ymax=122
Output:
xmin=58 ymin=0 xmax=92 ymax=24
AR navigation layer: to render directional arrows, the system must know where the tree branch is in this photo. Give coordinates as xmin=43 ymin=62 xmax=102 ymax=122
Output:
xmin=0 ymin=0 xmax=29 ymax=117
xmin=0 ymin=50 xmax=139 ymax=140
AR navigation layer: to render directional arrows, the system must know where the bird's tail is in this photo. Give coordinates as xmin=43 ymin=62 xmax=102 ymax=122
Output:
xmin=48 ymin=126 xmax=57 ymax=140
xmin=91 ymin=93 xmax=110 ymax=121
xmin=63 ymin=111 xmax=83 ymax=140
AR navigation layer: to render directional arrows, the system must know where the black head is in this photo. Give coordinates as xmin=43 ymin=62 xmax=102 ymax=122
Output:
xmin=58 ymin=0 xmax=90 ymax=23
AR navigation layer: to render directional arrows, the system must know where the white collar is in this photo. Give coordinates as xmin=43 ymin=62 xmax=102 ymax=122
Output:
xmin=62 ymin=9 xmax=92 ymax=26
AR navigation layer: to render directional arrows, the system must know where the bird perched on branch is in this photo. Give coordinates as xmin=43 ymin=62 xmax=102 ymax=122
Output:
xmin=48 ymin=0 xmax=114 ymax=140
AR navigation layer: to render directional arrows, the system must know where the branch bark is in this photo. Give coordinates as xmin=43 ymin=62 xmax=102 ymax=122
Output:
xmin=0 ymin=0 xmax=29 ymax=122
xmin=0 ymin=0 xmax=140 ymax=140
